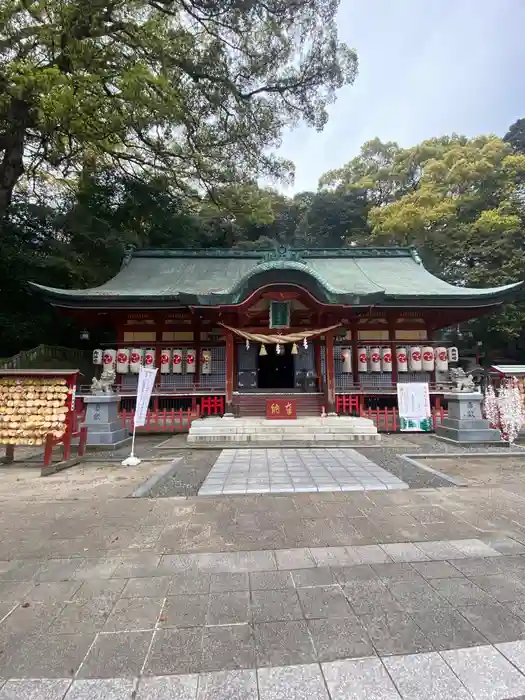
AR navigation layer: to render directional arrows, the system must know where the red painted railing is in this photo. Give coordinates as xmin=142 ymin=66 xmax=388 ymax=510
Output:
xmin=120 ymin=408 xmax=197 ymax=433
xmin=358 ymin=406 xmax=447 ymax=433
xmin=74 ymin=394 xmax=225 ymax=434
xmin=336 ymin=395 xmax=360 ymax=414
xmin=75 ymin=394 xmax=445 ymax=434
xmin=199 ymin=396 xmax=225 ymax=416
xmin=335 ymin=395 xmax=447 ymax=432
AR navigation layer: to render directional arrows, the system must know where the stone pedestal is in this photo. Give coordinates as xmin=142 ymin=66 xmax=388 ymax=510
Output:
xmin=435 ymin=392 xmax=501 ymax=444
xmin=81 ymin=395 xmax=130 ymax=449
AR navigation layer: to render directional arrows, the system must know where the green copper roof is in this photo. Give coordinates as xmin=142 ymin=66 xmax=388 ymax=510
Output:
xmin=28 ymin=246 xmax=523 ymax=309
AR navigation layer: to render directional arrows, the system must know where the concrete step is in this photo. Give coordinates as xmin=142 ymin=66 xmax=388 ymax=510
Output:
xmin=188 ymin=434 xmax=381 ymax=444
xmin=190 ymin=426 xmax=378 ymax=435
xmin=187 ymin=416 xmax=380 ymax=444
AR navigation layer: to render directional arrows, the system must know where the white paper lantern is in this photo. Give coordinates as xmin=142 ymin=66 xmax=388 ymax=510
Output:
xmin=409 ymin=346 xmax=422 ymax=372
xmin=397 ymin=347 xmax=408 ymax=372
xmin=186 ymin=348 xmax=196 ymax=374
xmin=160 ymin=348 xmax=171 ymax=374
xmin=370 ymin=347 xmax=381 ymax=372
xmin=116 ymin=348 xmax=130 ymax=374
xmin=102 ymin=348 xmax=116 ymax=369
xmin=144 ymin=348 xmax=155 ymax=367
xmin=341 ymin=348 xmax=352 ymax=373
xmin=92 ymin=349 xmax=103 ymax=365
xmin=448 ymin=346 xmax=459 ymax=363
xmin=381 ymin=347 xmax=392 ymax=372
xmin=172 ymin=348 xmax=183 ymax=374
xmin=130 ymin=348 xmax=143 ymax=374
xmin=201 ymin=350 xmax=212 ymax=375
xmin=357 ymin=347 xmax=368 ymax=373
xmin=435 ymin=346 xmax=448 ymax=372
xmin=422 ymin=346 xmax=435 ymax=372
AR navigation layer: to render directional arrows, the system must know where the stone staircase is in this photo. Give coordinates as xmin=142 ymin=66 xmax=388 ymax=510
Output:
xmin=187 ymin=416 xmax=380 ymax=445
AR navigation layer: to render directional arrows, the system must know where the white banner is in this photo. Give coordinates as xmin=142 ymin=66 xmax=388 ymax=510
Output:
xmin=397 ymin=382 xmax=432 ymax=432
xmin=135 ymin=366 xmax=158 ymax=427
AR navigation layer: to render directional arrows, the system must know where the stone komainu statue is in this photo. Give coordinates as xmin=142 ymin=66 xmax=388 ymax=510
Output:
xmin=449 ymin=367 xmax=476 ymax=392
xmin=90 ymin=368 xmax=116 ymax=395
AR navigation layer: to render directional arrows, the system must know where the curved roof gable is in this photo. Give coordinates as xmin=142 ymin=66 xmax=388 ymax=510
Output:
xmin=28 ymin=247 xmax=523 ymax=309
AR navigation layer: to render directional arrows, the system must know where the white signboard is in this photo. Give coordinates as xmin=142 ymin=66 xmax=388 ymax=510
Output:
xmin=135 ymin=366 xmax=158 ymax=427
xmin=397 ymin=382 xmax=432 ymax=432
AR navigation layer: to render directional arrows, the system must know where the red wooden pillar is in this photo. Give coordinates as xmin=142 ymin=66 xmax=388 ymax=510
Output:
xmin=427 ymin=323 xmax=437 ymax=388
xmin=350 ymin=322 xmax=359 ymax=388
xmin=194 ymin=316 xmax=201 ymax=389
xmin=325 ymin=330 xmax=336 ymax=414
xmin=152 ymin=323 xmax=161 ymax=411
xmin=314 ymin=341 xmax=322 ymax=391
xmin=225 ymin=332 xmax=235 ymax=414
xmin=116 ymin=319 xmax=125 ymax=392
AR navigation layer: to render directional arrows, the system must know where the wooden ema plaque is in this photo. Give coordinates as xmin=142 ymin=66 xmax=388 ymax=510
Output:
xmin=266 ymin=398 xmax=297 ymax=420
xmin=0 ymin=370 xmax=87 ymax=476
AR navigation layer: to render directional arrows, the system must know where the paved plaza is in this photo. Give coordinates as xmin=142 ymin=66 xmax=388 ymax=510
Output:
xmin=199 ymin=448 xmax=408 ymax=495
xmin=2 ymin=437 xmax=525 ymax=698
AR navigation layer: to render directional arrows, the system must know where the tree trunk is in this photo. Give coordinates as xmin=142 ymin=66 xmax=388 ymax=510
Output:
xmin=0 ymin=101 xmax=28 ymax=223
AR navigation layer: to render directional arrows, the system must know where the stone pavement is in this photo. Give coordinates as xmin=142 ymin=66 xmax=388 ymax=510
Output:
xmin=199 ymin=448 xmax=408 ymax=495
xmin=0 ymin=536 xmax=525 ymax=697
xmin=2 ymin=439 xmax=525 ymax=698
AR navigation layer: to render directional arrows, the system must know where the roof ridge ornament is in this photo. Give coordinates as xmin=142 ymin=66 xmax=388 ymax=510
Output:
xmin=259 ymin=245 xmax=306 ymax=265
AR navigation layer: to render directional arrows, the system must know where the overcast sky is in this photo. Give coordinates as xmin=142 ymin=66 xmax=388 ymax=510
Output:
xmin=277 ymin=0 xmax=525 ymax=194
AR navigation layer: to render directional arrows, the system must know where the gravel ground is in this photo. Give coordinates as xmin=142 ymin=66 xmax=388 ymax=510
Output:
xmin=356 ymin=434 xmax=524 ymax=489
xmin=145 ymin=435 xmax=522 ymax=497
xmin=16 ymin=432 xmax=521 ymax=497
xmin=146 ymin=448 xmax=221 ymax=497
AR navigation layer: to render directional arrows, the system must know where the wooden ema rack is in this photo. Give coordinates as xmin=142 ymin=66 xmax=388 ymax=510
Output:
xmin=0 ymin=370 xmax=88 ymax=476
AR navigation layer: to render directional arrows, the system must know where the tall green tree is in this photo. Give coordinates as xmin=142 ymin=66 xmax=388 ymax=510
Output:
xmin=321 ymin=134 xmax=525 ymax=356
xmin=0 ymin=170 xmax=204 ymax=355
xmin=504 ymin=118 xmax=525 ymax=154
xmin=0 ymin=0 xmax=357 ymax=221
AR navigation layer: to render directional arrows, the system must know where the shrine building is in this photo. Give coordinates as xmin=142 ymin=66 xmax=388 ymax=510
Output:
xmin=29 ymin=246 xmax=522 ymax=418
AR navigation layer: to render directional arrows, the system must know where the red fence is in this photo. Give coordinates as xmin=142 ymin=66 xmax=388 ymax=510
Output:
xmin=120 ymin=408 xmax=196 ymax=433
xmin=359 ymin=406 xmax=447 ymax=432
xmin=199 ymin=396 xmax=225 ymax=416
xmin=74 ymin=394 xmax=225 ymax=434
xmin=336 ymin=395 xmax=360 ymax=414
xmin=74 ymin=394 xmax=445 ymax=434
xmin=335 ymin=395 xmax=447 ymax=433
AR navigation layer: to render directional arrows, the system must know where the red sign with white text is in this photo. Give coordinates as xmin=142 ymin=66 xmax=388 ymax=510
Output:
xmin=266 ymin=398 xmax=297 ymax=420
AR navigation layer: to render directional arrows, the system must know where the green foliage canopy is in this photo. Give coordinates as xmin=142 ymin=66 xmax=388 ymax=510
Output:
xmin=320 ymin=134 xmax=525 ymax=352
xmin=0 ymin=0 xmax=357 ymax=219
